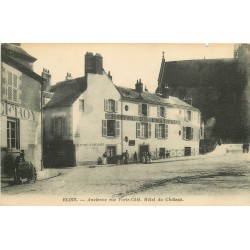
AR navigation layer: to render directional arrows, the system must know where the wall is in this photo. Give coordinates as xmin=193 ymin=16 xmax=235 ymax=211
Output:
xmin=72 ymin=72 xmax=122 ymax=165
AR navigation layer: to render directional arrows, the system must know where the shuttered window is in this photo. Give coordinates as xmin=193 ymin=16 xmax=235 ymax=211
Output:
xmin=7 ymin=71 xmax=19 ymax=103
xmin=183 ymin=126 xmax=193 ymax=140
xmin=102 ymin=120 xmax=120 ymax=137
xmin=102 ymin=120 xmax=107 ymax=136
xmin=136 ymin=122 xmax=141 ymax=138
xmin=51 ymin=117 xmax=67 ymax=137
xmin=156 ymin=124 xmax=168 ymax=139
xmin=116 ymin=121 xmax=120 ymax=137
xmin=158 ymin=106 xmax=166 ymax=118
xmin=104 ymin=99 xmax=118 ymax=112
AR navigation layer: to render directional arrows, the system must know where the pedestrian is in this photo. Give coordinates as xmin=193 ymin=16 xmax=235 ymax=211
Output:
xmin=242 ymin=143 xmax=246 ymax=153
xmin=102 ymin=152 xmax=107 ymax=165
xmin=124 ymin=150 xmax=129 ymax=164
xmin=246 ymin=142 xmax=249 ymax=153
xmin=133 ymin=151 xmax=138 ymax=163
xmin=141 ymin=152 xmax=145 ymax=164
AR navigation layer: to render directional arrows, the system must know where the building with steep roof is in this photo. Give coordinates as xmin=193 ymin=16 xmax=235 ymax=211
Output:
xmin=1 ymin=43 xmax=45 ymax=175
xmin=43 ymin=52 xmax=201 ymax=166
xmin=156 ymin=44 xmax=250 ymax=142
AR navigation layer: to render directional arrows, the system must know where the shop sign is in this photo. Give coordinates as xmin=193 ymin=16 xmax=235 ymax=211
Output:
xmin=1 ymin=101 xmax=38 ymax=121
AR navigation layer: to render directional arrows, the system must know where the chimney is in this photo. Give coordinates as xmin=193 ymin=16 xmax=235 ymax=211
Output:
xmin=95 ymin=53 xmax=103 ymax=75
xmin=135 ymin=79 xmax=143 ymax=93
xmin=108 ymin=71 xmax=112 ymax=80
xmin=162 ymin=84 xmax=170 ymax=99
xmin=41 ymin=68 xmax=51 ymax=92
xmin=85 ymin=52 xmax=103 ymax=75
xmin=65 ymin=72 xmax=73 ymax=81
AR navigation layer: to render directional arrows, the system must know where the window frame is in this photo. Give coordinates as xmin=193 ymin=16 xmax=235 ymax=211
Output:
xmin=7 ymin=118 xmax=20 ymax=149
xmin=7 ymin=71 xmax=19 ymax=103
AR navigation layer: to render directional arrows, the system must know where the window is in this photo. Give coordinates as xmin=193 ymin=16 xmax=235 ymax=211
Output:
xmin=183 ymin=126 xmax=193 ymax=140
xmin=157 ymin=106 xmax=166 ymax=118
xmin=104 ymin=99 xmax=118 ymax=112
xmin=155 ymin=124 xmax=168 ymax=139
xmin=136 ymin=122 xmax=151 ymax=138
xmin=138 ymin=103 xmax=150 ymax=116
xmin=51 ymin=117 xmax=67 ymax=138
xmin=7 ymin=72 xmax=19 ymax=103
xmin=79 ymin=99 xmax=84 ymax=111
xmin=185 ymin=110 xmax=192 ymax=121
xmin=7 ymin=118 xmax=19 ymax=149
xmin=102 ymin=120 xmax=120 ymax=137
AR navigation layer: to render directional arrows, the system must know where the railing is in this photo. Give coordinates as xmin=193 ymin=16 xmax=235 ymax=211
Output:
xmin=151 ymin=148 xmax=200 ymax=160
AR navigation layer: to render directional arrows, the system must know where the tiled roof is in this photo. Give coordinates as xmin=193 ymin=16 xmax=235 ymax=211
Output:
xmin=44 ymin=77 xmax=87 ymax=108
xmin=1 ymin=43 xmax=37 ymax=63
xmin=160 ymin=58 xmax=240 ymax=88
xmin=116 ymin=86 xmax=199 ymax=111
xmin=2 ymin=53 xmax=45 ymax=83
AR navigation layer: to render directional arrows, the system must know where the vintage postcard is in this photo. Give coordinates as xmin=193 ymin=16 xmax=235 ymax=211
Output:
xmin=1 ymin=43 xmax=250 ymax=206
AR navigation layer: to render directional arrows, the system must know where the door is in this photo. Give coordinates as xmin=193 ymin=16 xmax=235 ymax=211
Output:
xmin=139 ymin=145 xmax=149 ymax=156
xmin=184 ymin=147 xmax=191 ymax=156
xmin=159 ymin=148 xmax=166 ymax=159
xmin=107 ymin=146 xmax=117 ymax=164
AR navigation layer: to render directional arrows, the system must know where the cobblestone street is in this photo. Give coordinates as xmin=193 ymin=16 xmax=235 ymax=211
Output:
xmin=1 ymin=149 xmax=250 ymax=205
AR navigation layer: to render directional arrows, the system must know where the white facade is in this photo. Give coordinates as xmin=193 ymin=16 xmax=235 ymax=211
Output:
xmin=43 ymin=52 xmax=201 ymax=166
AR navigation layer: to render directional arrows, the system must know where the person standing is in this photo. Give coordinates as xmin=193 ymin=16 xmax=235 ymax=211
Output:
xmin=133 ymin=151 xmax=138 ymax=163
xmin=125 ymin=150 xmax=129 ymax=164
xmin=102 ymin=152 xmax=107 ymax=165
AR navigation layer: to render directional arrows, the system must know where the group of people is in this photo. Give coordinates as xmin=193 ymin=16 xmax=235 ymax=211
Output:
xmin=133 ymin=151 xmax=151 ymax=164
xmin=159 ymin=150 xmax=170 ymax=159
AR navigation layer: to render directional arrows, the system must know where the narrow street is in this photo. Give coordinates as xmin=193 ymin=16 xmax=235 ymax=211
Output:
xmin=1 ymin=152 xmax=250 ymax=205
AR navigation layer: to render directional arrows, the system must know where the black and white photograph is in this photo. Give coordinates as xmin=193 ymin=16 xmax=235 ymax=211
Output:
xmin=1 ymin=43 xmax=250 ymax=205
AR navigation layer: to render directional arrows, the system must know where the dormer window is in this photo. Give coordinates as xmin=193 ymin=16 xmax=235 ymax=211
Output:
xmin=104 ymin=99 xmax=118 ymax=113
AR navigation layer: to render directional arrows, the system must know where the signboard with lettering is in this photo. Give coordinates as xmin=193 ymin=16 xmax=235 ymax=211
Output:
xmin=105 ymin=113 xmax=180 ymax=125
xmin=1 ymin=101 xmax=39 ymax=122
xmin=129 ymin=140 xmax=135 ymax=146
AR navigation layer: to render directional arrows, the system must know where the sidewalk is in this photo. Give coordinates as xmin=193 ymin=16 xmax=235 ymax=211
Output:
xmin=1 ymin=168 xmax=61 ymax=189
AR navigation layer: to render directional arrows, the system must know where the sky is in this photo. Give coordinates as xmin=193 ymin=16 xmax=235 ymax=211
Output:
xmin=22 ymin=43 xmax=235 ymax=92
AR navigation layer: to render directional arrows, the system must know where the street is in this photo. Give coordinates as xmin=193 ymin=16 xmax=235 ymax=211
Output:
xmin=1 ymin=151 xmax=250 ymax=205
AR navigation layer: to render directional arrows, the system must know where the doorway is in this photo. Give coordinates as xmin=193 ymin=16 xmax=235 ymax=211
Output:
xmin=184 ymin=147 xmax=191 ymax=156
xmin=139 ymin=145 xmax=149 ymax=156
xmin=107 ymin=145 xmax=117 ymax=164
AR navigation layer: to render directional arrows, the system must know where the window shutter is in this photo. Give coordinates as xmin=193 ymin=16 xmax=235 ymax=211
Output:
xmin=148 ymin=123 xmax=151 ymax=138
xmin=115 ymin=101 xmax=118 ymax=112
xmin=136 ymin=122 xmax=141 ymax=138
xmin=165 ymin=124 xmax=168 ymax=139
xmin=155 ymin=124 xmax=159 ymax=138
xmin=191 ymin=127 xmax=194 ymax=140
xmin=157 ymin=106 xmax=160 ymax=117
xmin=51 ymin=117 xmax=55 ymax=136
xmin=147 ymin=105 xmax=150 ymax=116
xmin=183 ymin=126 xmax=186 ymax=140
xmin=1 ymin=116 xmax=7 ymax=147
xmin=104 ymin=99 xmax=108 ymax=112
xmin=164 ymin=107 xmax=167 ymax=118
xmin=62 ymin=117 xmax=67 ymax=136
xmin=138 ymin=103 xmax=142 ymax=115
xmin=116 ymin=120 xmax=120 ymax=137
xmin=102 ymin=120 xmax=107 ymax=137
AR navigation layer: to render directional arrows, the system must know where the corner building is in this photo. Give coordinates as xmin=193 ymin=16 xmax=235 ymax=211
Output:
xmin=1 ymin=44 xmax=44 ymax=174
xmin=43 ymin=52 xmax=201 ymax=166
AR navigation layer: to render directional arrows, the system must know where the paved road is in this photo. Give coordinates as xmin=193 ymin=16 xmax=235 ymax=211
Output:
xmin=2 ymin=153 xmax=250 ymax=204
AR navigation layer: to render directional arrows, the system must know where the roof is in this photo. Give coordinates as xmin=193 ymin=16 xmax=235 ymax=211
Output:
xmin=2 ymin=53 xmax=45 ymax=83
xmin=1 ymin=43 xmax=37 ymax=63
xmin=159 ymin=58 xmax=242 ymax=88
xmin=116 ymin=86 xmax=199 ymax=111
xmin=44 ymin=77 xmax=87 ymax=108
